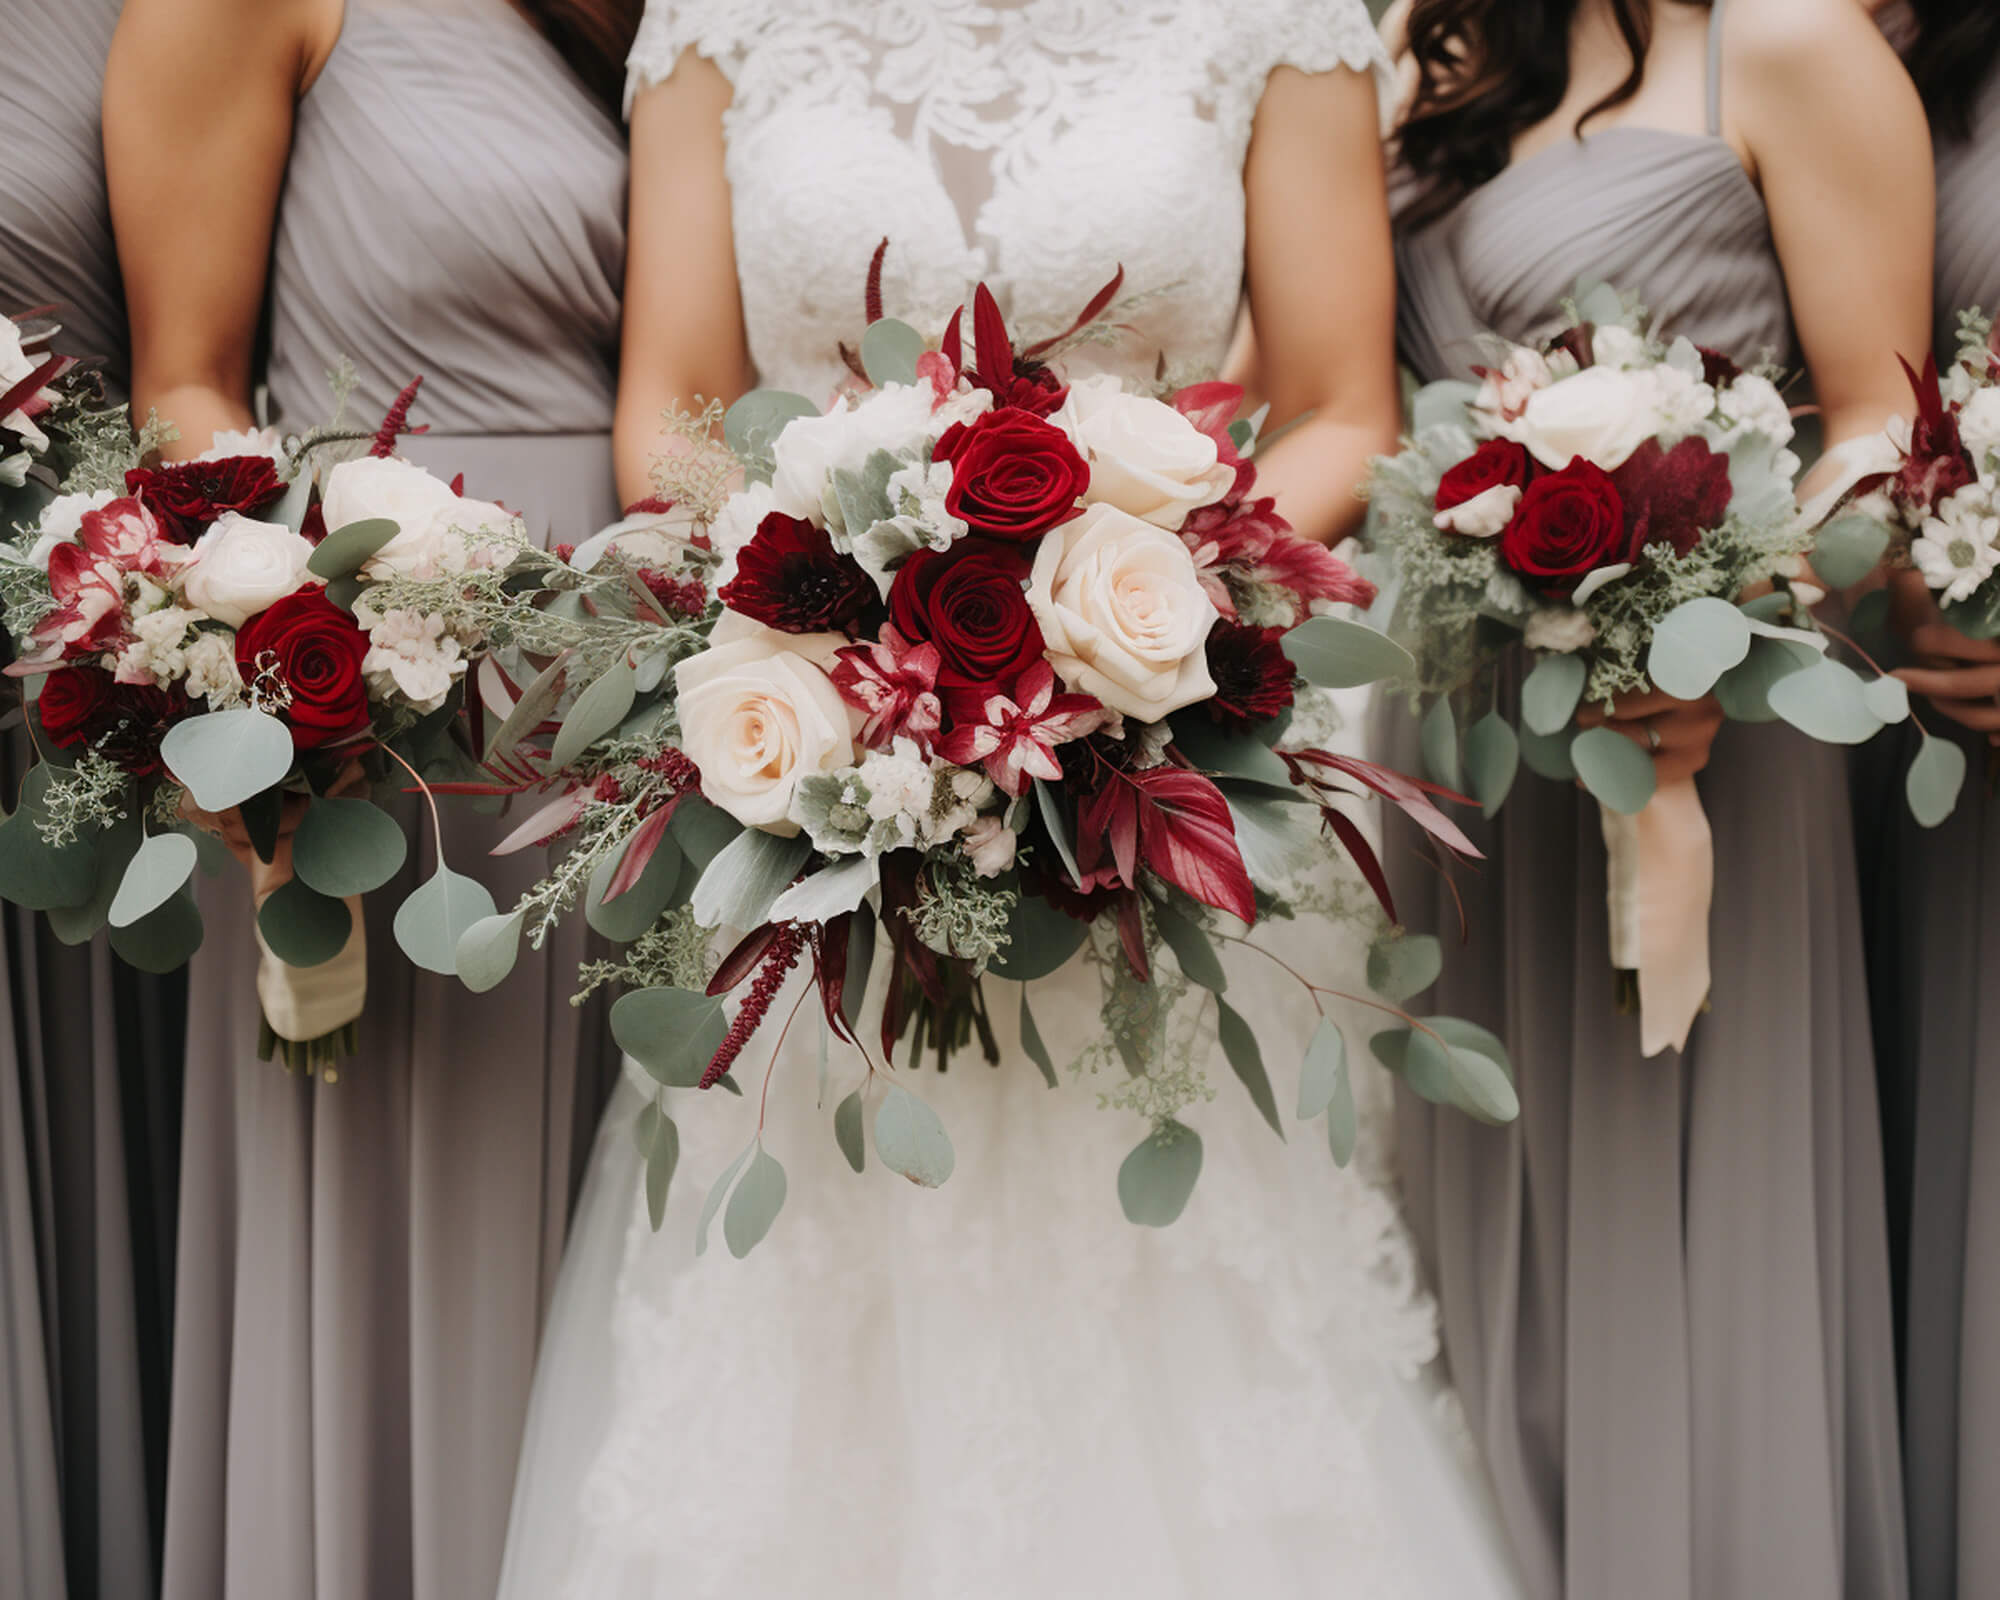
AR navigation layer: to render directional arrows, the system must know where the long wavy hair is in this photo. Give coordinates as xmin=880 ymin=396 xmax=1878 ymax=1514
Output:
xmin=1395 ymin=0 xmax=1714 ymax=230
xmin=521 ymin=0 xmax=644 ymax=113
xmin=1906 ymin=0 xmax=2000 ymax=141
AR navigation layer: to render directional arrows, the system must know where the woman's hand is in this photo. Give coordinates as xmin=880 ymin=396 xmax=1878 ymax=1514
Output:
xmin=178 ymin=760 xmax=369 ymax=897
xmin=1576 ymin=690 xmax=1726 ymax=786
xmin=1889 ymin=567 xmax=2000 ymax=737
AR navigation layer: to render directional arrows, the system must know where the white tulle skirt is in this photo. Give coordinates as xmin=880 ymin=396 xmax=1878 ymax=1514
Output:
xmin=498 ymin=886 xmax=1526 ymax=1599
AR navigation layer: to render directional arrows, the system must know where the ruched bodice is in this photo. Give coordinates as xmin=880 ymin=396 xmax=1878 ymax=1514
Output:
xmin=0 ymin=0 xmax=126 ymax=385
xmin=267 ymin=2 xmax=626 ymax=436
xmin=1395 ymin=128 xmax=1790 ymax=382
xmin=1935 ymin=67 xmax=2000 ymax=352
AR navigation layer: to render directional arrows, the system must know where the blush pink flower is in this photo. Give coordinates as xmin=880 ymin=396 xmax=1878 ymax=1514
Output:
xmin=935 ymin=660 xmax=1114 ymax=797
xmin=830 ymin=625 xmax=944 ymax=751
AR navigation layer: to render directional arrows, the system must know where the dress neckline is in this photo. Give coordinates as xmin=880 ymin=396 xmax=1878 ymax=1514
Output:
xmin=1486 ymin=124 xmax=1756 ymax=202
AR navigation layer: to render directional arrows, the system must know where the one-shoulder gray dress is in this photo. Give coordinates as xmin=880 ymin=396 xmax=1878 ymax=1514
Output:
xmin=1383 ymin=8 xmax=1908 ymax=1596
xmin=160 ymin=7 xmax=626 ymax=1598
xmin=1868 ymin=60 xmax=2000 ymax=1600
xmin=1 ymin=2 xmax=182 ymax=1595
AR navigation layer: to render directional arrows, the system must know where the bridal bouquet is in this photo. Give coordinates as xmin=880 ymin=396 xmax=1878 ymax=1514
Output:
xmin=1 ymin=376 xmax=520 ymax=1069
xmin=1367 ymin=284 xmax=1910 ymax=1055
xmin=453 ymin=271 xmax=1505 ymax=1248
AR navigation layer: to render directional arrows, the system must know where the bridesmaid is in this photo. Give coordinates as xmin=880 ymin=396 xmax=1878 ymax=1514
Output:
xmin=1866 ymin=6 xmax=2000 ymax=1594
xmin=103 ymin=1 xmax=634 ymax=1595
xmin=1 ymin=2 xmax=183 ymax=1593
xmin=1379 ymin=0 xmax=1928 ymax=1594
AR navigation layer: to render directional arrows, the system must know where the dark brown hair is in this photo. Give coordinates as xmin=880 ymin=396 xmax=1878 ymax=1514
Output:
xmin=1906 ymin=0 xmax=2000 ymax=141
xmin=522 ymin=0 xmax=644 ymax=113
xmin=1395 ymin=0 xmax=1714 ymax=230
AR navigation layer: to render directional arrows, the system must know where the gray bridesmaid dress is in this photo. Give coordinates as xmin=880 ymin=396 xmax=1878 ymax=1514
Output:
xmin=2 ymin=2 xmax=184 ymax=1594
xmin=159 ymin=5 xmax=625 ymax=1597
xmin=1384 ymin=8 xmax=1908 ymax=1596
xmin=1872 ymin=60 xmax=2000 ymax=1600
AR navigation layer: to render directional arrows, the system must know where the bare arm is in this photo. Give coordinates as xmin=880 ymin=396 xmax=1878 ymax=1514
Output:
xmin=615 ymin=52 xmax=755 ymax=507
xmin=1237 ymin=64 xmax=1401 ymax=546
xmin=104 ymin=0 xmax=338 ymax=458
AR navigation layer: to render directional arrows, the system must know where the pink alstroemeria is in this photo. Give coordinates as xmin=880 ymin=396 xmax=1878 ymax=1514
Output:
xmin=831 ymin=625 xmax=945 ymax=750
xmin=80 ymin=496 xmax=179 ymax=577
xmin=25 ymin=543 xmax=127 ymax=666
xmin=935 ymin=661 xmax=1112 ymax=797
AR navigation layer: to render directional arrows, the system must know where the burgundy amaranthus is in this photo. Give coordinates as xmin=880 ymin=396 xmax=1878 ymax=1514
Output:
xmin=371 ymin=376 xmax=425 ymax=458
xmin=700 ymin=925 xmax=808 ymax=1089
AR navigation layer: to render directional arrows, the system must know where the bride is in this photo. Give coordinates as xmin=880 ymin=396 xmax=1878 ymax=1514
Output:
xmin=502 ymin=2 xmax=1524 ymax=1594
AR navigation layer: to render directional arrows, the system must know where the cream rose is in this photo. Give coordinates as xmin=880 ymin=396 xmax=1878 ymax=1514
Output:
xmin=1513 ymin=365 xmax=1661 ymax=470
xmin=1055 ymin=375 xmax=1234 ymax=530
xmin=320 ymin=456 xmax=514 ymax=580
xmin=768 ymin=383 xmax=944 ymax=522
xmin=180 ymin=513 xmax=316 ymax=628
xmin=675 ymin=627 xmax=859 ymax=834
xmin=1025 ymin=501 xmax=1220 ymax=720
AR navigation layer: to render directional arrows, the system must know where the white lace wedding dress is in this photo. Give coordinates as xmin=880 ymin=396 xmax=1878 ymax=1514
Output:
xmin=499 ymin=4 xmax=1524 ymax=1595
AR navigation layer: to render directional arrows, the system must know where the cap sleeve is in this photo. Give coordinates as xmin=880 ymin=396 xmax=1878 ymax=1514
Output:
xmin=623 ymin=0 xmax=760 ymax=118
xmin=1258 ymin=0 xmax=1395 ymax=121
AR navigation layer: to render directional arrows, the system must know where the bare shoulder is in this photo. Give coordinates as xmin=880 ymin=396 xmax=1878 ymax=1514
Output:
xmin=1723 ymin=0 xmax=1904 ymax=88
xmin=115 ymin=0 xmax=341 ymax=85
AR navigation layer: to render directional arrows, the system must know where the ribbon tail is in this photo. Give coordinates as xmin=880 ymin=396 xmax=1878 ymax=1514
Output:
xmin=1598 ymin=778 xmax=1712 ymax=1057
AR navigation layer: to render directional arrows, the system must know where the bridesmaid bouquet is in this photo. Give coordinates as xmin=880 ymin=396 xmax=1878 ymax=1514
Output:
xmin=0 ymin=376 xmax=521 ymax=1069
xmin=451 ymin=271 xmax=1507 ymax=1247
xmin=0 ymin=308 xmax=98 ymax=494
xmin=1367 ymin=284 xmax=1886 ymax=1054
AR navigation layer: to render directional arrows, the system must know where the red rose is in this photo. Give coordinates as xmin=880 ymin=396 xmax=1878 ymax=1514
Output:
xmin=886 ymin=540 xmax=1043 ymax=697
xmin=1499 ymin=461 xmax=1638 ymax=598
xmin=126 ymin=454 xmax=286 ymax=542
xmin=931 ymin=407 xmax=1089 ymax=543
xmin=36 ymin=665 xmax=115 ymax=749
xmin=233 ymin=588 xmax=371 ymax=748
xmin=718 ymin=511 xmax=882 ymax=634
xmin=1436 ymin=439 xmax=1530 ymax=512
xmin=1202 ymin=622 xmax=1296 ymax=730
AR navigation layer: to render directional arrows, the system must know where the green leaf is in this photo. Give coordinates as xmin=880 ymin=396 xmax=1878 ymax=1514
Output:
xmin=1714 ymin=635 xmax=1812 ymax=723
xmin=1367 ymin=932 xmax=1442 ymax=1004
xmin=486 ymin=649 xmax=571 ymax=768
xmin=1420 ymin=696 xmax=1462 ymax=791
xmin=1907 ymin=734 xmax=1969 ymax=829
xmin=695 ymin=1143 xmax=755 ymax=1257
xmin=874 ymin=1085 xmax=956 ymax=1188
xmin=842 ymin=911 xmax=876 ymax=1034
xmin=724 ymin=1149 xmax=788 ymax=1258
xmin=238 ymin=788 xmax=284 ymax=864
xmin=0 ymin=768 xmax=107 ymax=911
xmin=1169 ymin=716 xmax=1293 ymax=789
xmin=550 ymin=658 xmax=637 ymax=771
xmin=47 ymin=817 xmax=142 ymax=945
xmin=991 ymin=890 xmax=1088 ymax=982
xmin=455 ymin=908 xmax=526 ymax=994
xmin=860 ymin=318 xmax=926 ymax=388
xmin=1216 ymin=996 xmax=1284 ymax=1139
xmin=107 ymin=885 xmax=204 ymax=974
xmin=392 ymin=866 xmax=499 ymax=975
xmin=1282 ymin=616 xmax=1416 ymax=689
xmin=161 ymin=708 xmax=295 ymax=812
xmin=1520 ymin=653 xmax=1586 ymax=736
xmin=767 ymin=855 xmax=878 ymax=924
xmin=1767 ymin=658 xmax=1886 ymax=745
xmin=636 ymin=1105 xmax=679 ymax=1231
xmin=1325 ymin=1043 xmax=1358 ymax=1168
xmin=1809 ymin=513 xmax=1892 ymax=590
xmin=1571 ymin=727 xmax=1658 ymax=815
xmin=689 ymin=827 xmax=811 ymax=931
xmin=1226 ymin=790 xmax=1323 ymax=886
xmin=723 ymin=390 xmax=820 ymax=479
xmin=1850 ymin=587 xmax=1892 ymax=637
xmin=257 ymin=878 xmax=355 ymax=967
xmin=305 ymin=517 xmax=401 ymax=580
xmin=1647 ymin=596 xmax=1754 ymax=701
xmin=1032 ymin=778 xmax=1085 ymax=889
xmin=1375 ymin=1018 xmax=1519 ymax=1124
xmin=612 ymin=986 xmax=730 ymax=1088
xmin=828 ymin=450 xmax=900 ymax=540
xmin=1411 ymin=379 xmax=1481 ymax=436
xmin=322 ymin=574 xmax=369 ymax=615
xmin=291 ymin=796 xmax=408 ymax=898
xmin=1118 ymin=1121 xmax=1204 ymax=1227
xmin=1018 ymin=990 xmax=1058 ymax=1087
xmin=1296 ymin=1016 xmax=1346 ymax=1120
xmin=669 ymin=798 xmax=741 ymax=874
xmin=108 ymin=832 xmax=198 ymax=929
xmin=1463 ymin=711 xmax=1519 ymax=817
xmin=1517 ymin=722 xmax=1576 ymax=782
xmin=585 ymin=825 xmax=683 ymax=941
xmin=1153 ymin=899 xmax=1227 ymax=993
xmin=834 ymin=1090 xmax=867 ymax=1172
xmin=1861 ymin=676 xmax=1911 ymax=724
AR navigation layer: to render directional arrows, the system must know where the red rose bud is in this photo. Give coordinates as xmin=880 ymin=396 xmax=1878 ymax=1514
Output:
xmin=886 ymin=539 xmax=1043 ymax=698
xmin=932 ymin=406 xmax=1090 ymax=543
xmin=35 ymin=664 xmax=115 ymax=750
xmin=1435 ymin=439 xmax=1530 ymax=512
xmin=718 ymin=512 xmax=882 ymax=635
xmin=233 ymin=588 xmax=372 ymax=749
xmin=1202 ymin=622 xmax=1296 ymax=731
xmin=1498 ymin=461 xmax=1638 ymax=599
xmin=125 ymin=454 xmax=286 ymax=542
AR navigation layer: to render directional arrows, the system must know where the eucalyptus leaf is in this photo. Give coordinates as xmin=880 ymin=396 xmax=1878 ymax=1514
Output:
xmin=1117 ymin=1120 xmax=1204 ymax=1227
xmin=834 ymin=1091 xmax=867 ymax=1172
xmin=585 ymin=824 xmax=684 ymax=942
xmin=875 ymin=1085 xmax=955 ymax=1188
xmin=612 ymin=986 xmax=730 ymax=1088
xmin=1018 ymin=990 xmax=1058 ymax=1087
xmin=1169 ymin=716 xmax=1293 ymax=789
xmin=1571 ymin=727 xmax=1658 ymax=816
xmin=0 ymin=768 xmax=103 ymax=911
xmin=550 ymin=657 xmax=638 ymax=771
xmin=1809 ymin=513 xmax=1893 ymax=590
xmin=107 ymin=886 xmax=204 ymax=974
xmin=1516 ymin=722 xmax=1576 ymax=782
xmin=766 ymin=855 xmax=879 ymax=924
xmin=292 ymin=796 xmax=408 ymax=898
xmin=723 ymin=390 xmax=819 ymax=480
xmin=161 ymin=708 xmax=295 ymax=812
xmin=1715 ymin=635 xmax=1812 ymax=723
xmin=1282 ymin=616 xmax=1416 ymax=689
xmin=669 ymin=798 xmax=742 ymax=874
xmin=1420 ymin=697 xmax=1461 ymax=791
xmin=1647 ymin=596 xmax=1754 ymax=700
xmin=723 ymin=1149 xmax=788 ymax=1258
xmin=1411 ymin=379 xmax=1481 ymax=437
xmin=690 ymin=827 xmax=811 ymax=931
xmin=641 ymin=1108 xmax=679 ymax=1232
xmin=1154 ymin=900 xmax=1227 ymax=993
xmin=1861 ymin=676 xmax=1911 ymax=725
xmin=1367 ymin=932 xmax=1442 ymax=1004
xmin=1767 ymin=659 xmax=1887 ymax=745
xmin=1463 ymin=711 xmax=1519 ymax=816
xmin=305 ymin=518 xmax=401 ymax=580
xmin=1325 ymin=1040 xmax=1358 ymax=1168
xmin=1226 ymin=790 xmax=1323 ymax=886
xmin=1296 ymin=1016 xmax=1347 ymax=1121
xmin=392 ymin=866 xmax=499 ymax=976
xmin=695 ymin=1143 xmax=755 ymax=1257
xmin=829 ymin=450 xmax=900 ymax=539
xmin=257 ymin=878 xmax=354 ymax=967
xmin=487 ymin=649 xmax=571 ymax=767
xmin=1032 ymin=779 xmax=1084 ymax=889
xmin=860 ymin=318 xmax=926 ymax=387
xmin=991 ymin=891 xmax=1087 ymax=982
xmin=843 ymin=911 xmax=876 ymax=1033
xmin=1520 ymin=653 xmax=1587 ymax=736
xmin=1217 ymin=997 xmax=1284 ymax=1139
xmin=1377 ymin=1017 xmax=1519 ymax=1124
xmin=108 ymin=832 xmax=198 ymax=929
xmin=1907 ymin=734 xmax=1969 ymax=829
xmin=47 ymin=817 xmax=142 ymax=944
xmin=455 ymin=908 xmax=526 ymax=994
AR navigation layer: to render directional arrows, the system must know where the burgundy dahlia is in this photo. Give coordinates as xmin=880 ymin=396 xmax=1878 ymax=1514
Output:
xmin=1203 ymin=622 xmax=1296 ymax=731
xmin=718 ymin=512 xmax=882 ymax=635
xmin=126 ymin=454 xmax=286 ymax=542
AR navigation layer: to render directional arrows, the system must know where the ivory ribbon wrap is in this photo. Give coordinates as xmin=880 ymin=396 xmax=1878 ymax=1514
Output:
xmin=1598 ymin=776 xmax=1712 ymax=1057
xmin=249 ymin=854 xmax=367 ymax=1047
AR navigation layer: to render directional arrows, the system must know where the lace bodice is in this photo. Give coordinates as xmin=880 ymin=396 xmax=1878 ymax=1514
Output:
xmin=627 ymin=0 xmax=1389 ymax=397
